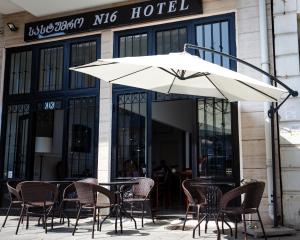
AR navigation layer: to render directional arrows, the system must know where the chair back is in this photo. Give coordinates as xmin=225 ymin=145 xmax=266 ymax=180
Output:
xmin=132 ymin=178 xmax=154 ymax=198
xmin=19 ymin=181 xmax=58 ymax=204
xmin=7 ymin=181 xmax=22 ymax=201
xmin=243 ymin=181 xmax=265 ymax=209
xmin=74 ymin=181 xmax=114 ymax=205
xmin=182 ymin=179 xmax=206 ymax=205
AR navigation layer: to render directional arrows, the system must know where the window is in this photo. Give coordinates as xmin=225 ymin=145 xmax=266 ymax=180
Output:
xmin=196 ymin=21 xmax=230 ymax=68
xmin=156 ymin=28 xmax=187 ymax=54
xmin=116 ymin=93 xmax=147 ymax=177
xmin=70 ymin=41 xmax=97 ymax=89
xmin=9 ymin=51 xmax=32 ymax=95
xmin=119 ymin=34 xmax=148 ymax=57
xmin=39 ymin=47 xmax=63 ymax=92
xmin=3 ymin=104 xmax=30 ymax=179
xmin=198 ymin=98 xmax=232 ymax=177
xmin=67 ymin=97 xmax=97 ymax=178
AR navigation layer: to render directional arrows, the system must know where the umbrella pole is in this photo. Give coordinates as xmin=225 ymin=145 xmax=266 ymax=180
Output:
xmin=184 ymin=43 xmax=299 ymax=227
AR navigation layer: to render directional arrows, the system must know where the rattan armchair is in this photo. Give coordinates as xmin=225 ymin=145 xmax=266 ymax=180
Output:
xmin=218 ymin=181 xmax=267 ymax=240
xmin=123 ymin=178 xmax=155 ymax=227
xmin=16 ymin=181 xmax=58 ymax=235
xmin=182 ymin=179 xmax=207 ymax=231
xmin=59 ymin=178 xmax=98 ymax=226
xmin=72 ymin=181 xmax=115 ymax=238
xmin=2 ymin=181 xmax=22 ymax=228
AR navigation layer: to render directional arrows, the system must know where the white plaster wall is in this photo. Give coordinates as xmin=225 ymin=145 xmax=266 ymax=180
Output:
xmin=273 ymin=0 xmax=300 ymax=229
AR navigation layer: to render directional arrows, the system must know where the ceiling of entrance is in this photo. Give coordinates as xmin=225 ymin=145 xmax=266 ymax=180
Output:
xmin=0 ymin=0 xmax=129 ymax=16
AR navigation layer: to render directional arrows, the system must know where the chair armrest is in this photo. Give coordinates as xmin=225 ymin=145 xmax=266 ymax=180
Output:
xmin=220 ymin=186 xmax=245 ymax=209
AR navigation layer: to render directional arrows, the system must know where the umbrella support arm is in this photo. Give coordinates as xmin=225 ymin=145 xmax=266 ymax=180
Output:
xmin=184 ymin=44 xmax=299 ymax=104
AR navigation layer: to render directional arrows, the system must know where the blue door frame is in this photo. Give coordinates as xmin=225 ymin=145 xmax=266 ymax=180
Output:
xmin=111 ymin=12 xmax=239 ymax=185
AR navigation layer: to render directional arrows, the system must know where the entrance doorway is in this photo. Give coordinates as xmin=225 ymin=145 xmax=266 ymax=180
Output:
xmin=152 ymin=99 xmax=194 ymax=211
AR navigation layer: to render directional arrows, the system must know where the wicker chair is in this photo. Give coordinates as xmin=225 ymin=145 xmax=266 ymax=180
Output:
xmin=59 ymin=178 xmax=98 ymax=226
xmin=2 ymin=181 xmax=22 ymax=228
xmin=123 ymin=178 xmax=155 ymax=227
xmin=72 ymin=181 xmax=115 ymax=238
xmin=182 ymin=179 xmax=207 ymax=231
xmin=218 ymin=181 xmax=267 ymax=240
xmin=16 ymin=181 xmax=58 ymax=235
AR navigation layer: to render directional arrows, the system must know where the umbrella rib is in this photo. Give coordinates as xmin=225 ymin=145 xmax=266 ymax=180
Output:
xmin=108 ymin=66 xmax=152 ymax=83
xmin=184 ymin=72 xmax=210 ymax=80
xmin=205 ymin=75 xmax=229 ymax=100
xmin=158 ymin=67 xmax=178 ymax=78
xmin=167 ymin=70 xmax=180 ymax=94
xmin=73 ymin=62 xmax=117 ymax=69
xmin=235 ymin=79 xmax=277 ymax=101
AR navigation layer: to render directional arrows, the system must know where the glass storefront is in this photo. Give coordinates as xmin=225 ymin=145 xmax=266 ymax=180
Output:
xmin=0 ymin=37 xmax=100 ymax=182
xmin=113 ymin=13 xmax=238 ymax=182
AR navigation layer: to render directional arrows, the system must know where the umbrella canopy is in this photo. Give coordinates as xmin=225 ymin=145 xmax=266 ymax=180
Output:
xmin=70 ymin=51 xmax=287 ymax=102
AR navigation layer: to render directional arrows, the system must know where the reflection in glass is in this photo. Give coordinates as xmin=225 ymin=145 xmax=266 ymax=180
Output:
xmin=196 ymin=21 xmax=230 ymax=68
xmin=67 ymin=97 xmax=96 ymax=178
xmin=198 ymin=98 xmax=232 ymax=177
xmin=39 ymin=47 xmax=63 ymax=91
xmin=9 ymin=51 xmax=32 ymax=95
xmin=117 ymin=93 xmax=147 ymax=177
xmin=156 ymin=28 xmax=187 ymax=54
xmin=119 ymin=34 xmax=148 ymax=57
xmin=3 ymin=104 xmax=30 ymax=179
xmin=70 ymin=41 xmax=97 ymax=89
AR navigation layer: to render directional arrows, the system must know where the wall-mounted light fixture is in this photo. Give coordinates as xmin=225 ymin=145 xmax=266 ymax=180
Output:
xmin=7 ymin=23 xmax=18 ymax=32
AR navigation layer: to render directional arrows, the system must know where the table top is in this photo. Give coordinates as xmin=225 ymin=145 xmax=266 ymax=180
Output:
xmin=190 ymin=180 xmax=235 ymax=187
xmin=99 ymin=180 xmax=139 ymax=186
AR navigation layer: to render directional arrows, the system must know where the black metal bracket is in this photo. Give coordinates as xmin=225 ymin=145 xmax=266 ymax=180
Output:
xmin=184 ymin=43 xmax=298 ymax=118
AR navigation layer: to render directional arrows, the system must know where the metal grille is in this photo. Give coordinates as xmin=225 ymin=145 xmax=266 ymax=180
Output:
xmin=3 ymin=104 xmax=30 ymax=179
xmin=39 ymin=47 xmax=63 ymax=92
xmin=119 ymin=34 xmax=148 ymax=57
xmin=117 ymin=93 xmax=147 ymax=177
xmin=9 ymin=51 xmax=32 ymax=95
xmin=196 ymin=21 xmax=230 ymax=68
xmin=198 ymin=98 xmax=232 ymax=177
xmin=70 ymin=41 xmax=97 ymax=89
xmin=156 ymin=28 xmax=187 ymax=54
xmin=67 ymin=97 xmax=96 ymax=178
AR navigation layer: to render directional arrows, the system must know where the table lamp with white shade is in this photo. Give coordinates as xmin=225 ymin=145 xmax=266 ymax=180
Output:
xmin=35 ymin=137 xmax=52 ymax=180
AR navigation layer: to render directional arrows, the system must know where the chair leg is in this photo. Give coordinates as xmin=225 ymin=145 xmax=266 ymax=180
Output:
xmin=72 ymin=205 xmax=82 ymax=236
xmin=257 ymin=210 xmax=267 ymax=240
xmin=141 ymin=202 xmax=144 ymax=228
xmin=15 ymin=205 xmax=25 ymax=235
xmin=2 ymin=202 xmax=12 ymax=228
xmin=43 ymin=205 xmax=47 ymax=234
xmin=182 ymin=205 xmax=190 ymax=231
xmin=92 ymin=207 xmax=96 ymax=239
xmin=197 ymin=205 xmax=201 ymax=236
xmin=235 ymin=217 xmax=238 ymax=239
xmin=222 ymin=213 xmax=225 ymax=234
xmin=97 ymin=208 xmax=100 ymax=231
xmin=215 ymin=213 xmax=221 ymax=240
xmin=242 ymin=213 xmax=248 ymax=240
xmin=148 ymin=201 xmax=155 ymax=224
xmin=51 ymin=207 xmax=54 ymax=230
xmin=26 ymin=208 xmax=29 ymax=230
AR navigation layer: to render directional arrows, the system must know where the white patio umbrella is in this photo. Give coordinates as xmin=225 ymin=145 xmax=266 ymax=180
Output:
xmin=70 ymin=51 xmax=287 ymax=102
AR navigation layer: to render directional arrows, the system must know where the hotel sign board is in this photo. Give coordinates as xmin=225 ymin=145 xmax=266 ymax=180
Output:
xmin=24 ymin=0 xmax=202 ymax=42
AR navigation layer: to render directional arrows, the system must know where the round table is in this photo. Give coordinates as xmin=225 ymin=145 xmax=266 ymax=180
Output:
xmin=98 ymin=180 xmax=139 ymax=233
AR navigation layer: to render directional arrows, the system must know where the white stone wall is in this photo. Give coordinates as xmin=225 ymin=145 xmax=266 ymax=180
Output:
xmin=273 ymin=0 xmax=300 ymax=229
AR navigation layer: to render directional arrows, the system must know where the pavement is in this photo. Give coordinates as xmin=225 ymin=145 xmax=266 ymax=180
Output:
xmin=0 ymin=215 xmax=299 ymax=240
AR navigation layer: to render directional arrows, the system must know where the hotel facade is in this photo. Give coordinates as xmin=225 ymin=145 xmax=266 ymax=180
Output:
xmin=0 ymin=0 xmax=299 ymax=229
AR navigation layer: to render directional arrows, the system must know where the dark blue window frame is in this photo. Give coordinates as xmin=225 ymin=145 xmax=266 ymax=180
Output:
xmin=111 ymin=13 xmax=239 ymax=184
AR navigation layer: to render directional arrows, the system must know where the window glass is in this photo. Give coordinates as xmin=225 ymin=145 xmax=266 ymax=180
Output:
xmin=70 ymin=41 xmax=97 ymax=89
xmin=196 ymin=21 xmax=230 ymax=68
xmin=67 ymin=97 xmax=97 ymax=178
xmin=119 ymin=33 xmax=148 ymax=57
xmin=156 ymin=28 xmax=187 ymax=54
xmin=3 ymin=104 xmax=30 ymax=179
xmin=198 ymin=99 xmax=233 ymax=177
xmin=39 ymin=47 xmax=63 ymax=92
xmin=9 ymin=51 xmax=32 ymax=95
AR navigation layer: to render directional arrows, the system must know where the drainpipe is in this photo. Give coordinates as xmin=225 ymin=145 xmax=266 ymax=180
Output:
xmin=259 ymin=0 xmax=276 ymax=224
